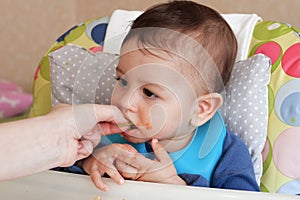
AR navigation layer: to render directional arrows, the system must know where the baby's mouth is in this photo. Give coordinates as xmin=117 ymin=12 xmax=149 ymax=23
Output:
xmin=125 ymin=121 xmax=152 ymax=132
xmin=128 ymin=123 xmax=138 ymax=130
xmin=118 ymin=121 xmax=138 ymax=135
xmin=121 ymin=121 xmax=150 ymax=138
xmin=119 ymin=113 xmax=152 ymax=137
xmin=121 ymin=126 xmax=140 ymax=140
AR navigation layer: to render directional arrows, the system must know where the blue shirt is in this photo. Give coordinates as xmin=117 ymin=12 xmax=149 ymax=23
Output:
xmin=180 ymin=131 xmax=260 ymax=191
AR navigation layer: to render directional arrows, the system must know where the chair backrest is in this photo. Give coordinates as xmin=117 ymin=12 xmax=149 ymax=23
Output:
xmin=248 ymin=21 xmax=300 ymax=194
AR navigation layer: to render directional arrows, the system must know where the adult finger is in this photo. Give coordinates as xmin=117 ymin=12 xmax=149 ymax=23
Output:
xmin=81 ymin=128 xmax=102 ymax=148
xmin=93 ymin=105 xmax=128 ymax=124
xmin=72 ymin=104 xmax=128 ymax=136
xmin=97 ymin=122 xmax=128 ymax=136
xmin=77 ymin=140 xmax=94 ymax=160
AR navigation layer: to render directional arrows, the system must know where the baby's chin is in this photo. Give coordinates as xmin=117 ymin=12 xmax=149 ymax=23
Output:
xmin=122 ymin=134 xmax=149 ymax=143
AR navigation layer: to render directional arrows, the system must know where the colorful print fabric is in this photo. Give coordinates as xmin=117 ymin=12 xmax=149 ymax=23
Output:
xmin=249 ymin=21 xmax=300 ymax=194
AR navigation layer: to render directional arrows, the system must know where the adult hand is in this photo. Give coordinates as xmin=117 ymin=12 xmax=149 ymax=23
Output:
xmin=0 ymin=103 xmax=129 ymax=181
xmin=47 ymin=103 xmax=130 ymax=167
xmin=115 ymin=139 xmax=186 ymax=185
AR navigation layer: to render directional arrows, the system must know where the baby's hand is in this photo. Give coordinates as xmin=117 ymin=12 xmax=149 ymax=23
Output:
xmin=82 ymin=143 xmax=137 ymax=191
xmin=115 ymin=139 xmax=186 ymax=185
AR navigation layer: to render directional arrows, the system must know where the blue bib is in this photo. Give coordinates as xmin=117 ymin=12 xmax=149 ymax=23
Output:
xmin=101 ymin=111 xmax=226 ymax=183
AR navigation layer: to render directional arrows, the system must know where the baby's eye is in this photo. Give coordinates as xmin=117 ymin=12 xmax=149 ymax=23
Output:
xmin=143 ymin=88 xmax=158 ymax=98
xmin=115 ymin=77 xmax=128 ymax=87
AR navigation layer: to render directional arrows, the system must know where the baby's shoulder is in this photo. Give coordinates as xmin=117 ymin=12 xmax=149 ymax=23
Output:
xmin=223 ymin=130 xmax=249 ymax=153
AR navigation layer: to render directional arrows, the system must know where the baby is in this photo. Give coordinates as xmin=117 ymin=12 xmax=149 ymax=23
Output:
xmin=81 ymin=0 xmax=259 ymax=192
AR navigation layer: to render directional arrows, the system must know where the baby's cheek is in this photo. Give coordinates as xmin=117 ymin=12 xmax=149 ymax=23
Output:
xmin=127 ymin=104 xmax=168 ymax=137
xmin=145 ymin=104 xmax=167 ymax=134
xmin=138 ymin=106 xmax=151 ymax=127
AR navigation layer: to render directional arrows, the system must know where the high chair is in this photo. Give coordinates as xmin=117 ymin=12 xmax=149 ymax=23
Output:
xmin=29 ymin=10 xmax=300 ymax=197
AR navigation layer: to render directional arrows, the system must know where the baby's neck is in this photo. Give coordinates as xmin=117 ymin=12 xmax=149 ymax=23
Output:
xmin=159 ymin=131 xmax=195 ymax=152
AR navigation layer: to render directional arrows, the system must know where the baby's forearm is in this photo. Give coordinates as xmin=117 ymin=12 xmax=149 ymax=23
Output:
xmin=0 ymin=116 xmax=66 ymax=181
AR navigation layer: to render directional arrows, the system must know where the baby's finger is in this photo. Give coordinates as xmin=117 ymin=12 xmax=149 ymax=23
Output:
xmin=115 ymin=160 xmax=138 ymax=179
xmin=90 ymin=166 xmax=109 ymax=191
xmin=151 ymin=138 xmax=171 ymax=162
xmin=104 ymin=162 xmax=125 ymax=186
xmin=116 ymin=151 xmax=150 ymax=170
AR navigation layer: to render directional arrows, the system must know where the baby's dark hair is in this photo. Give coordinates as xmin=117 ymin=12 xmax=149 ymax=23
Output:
xmin=122 ymin=0 xmax=237 ymax=94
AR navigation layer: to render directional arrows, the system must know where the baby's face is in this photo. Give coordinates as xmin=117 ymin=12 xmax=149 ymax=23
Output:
xmin=111 ymin=47 xmax=198 ymax=145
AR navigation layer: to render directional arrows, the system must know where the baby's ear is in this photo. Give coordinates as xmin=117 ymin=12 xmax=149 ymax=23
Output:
xmin=190 ymin=93 xmax=223 ymax=127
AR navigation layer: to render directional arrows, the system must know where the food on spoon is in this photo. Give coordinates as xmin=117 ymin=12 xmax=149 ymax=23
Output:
xmin=117 ymin=122 xmax=134 ymax=128
xmin=136 ymin=122 xmax=152 ymax=130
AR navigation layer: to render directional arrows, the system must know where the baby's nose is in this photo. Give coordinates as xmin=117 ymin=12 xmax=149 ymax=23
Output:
xmin=120 ymin=89 xmax=139 ymax=113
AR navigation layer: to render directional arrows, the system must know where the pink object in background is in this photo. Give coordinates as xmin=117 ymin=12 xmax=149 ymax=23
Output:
xmin=0 ymin=80 xmax=33 ymax=119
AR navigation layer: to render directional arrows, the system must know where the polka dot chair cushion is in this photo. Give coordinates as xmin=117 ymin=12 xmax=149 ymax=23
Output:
xmin=249 ymin=21 xmax=300 ymax=194
xmin=48 ymin=44 xmax=118 ymax=106
xmin=29 ymin=16 xmax=109 ymax=117
xmin=220 ymin=53 xmax=271 ymax=184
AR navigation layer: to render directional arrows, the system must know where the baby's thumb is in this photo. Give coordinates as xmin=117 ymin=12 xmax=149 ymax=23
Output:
xmin=151 ymin=138 xmax=170 ymax=162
